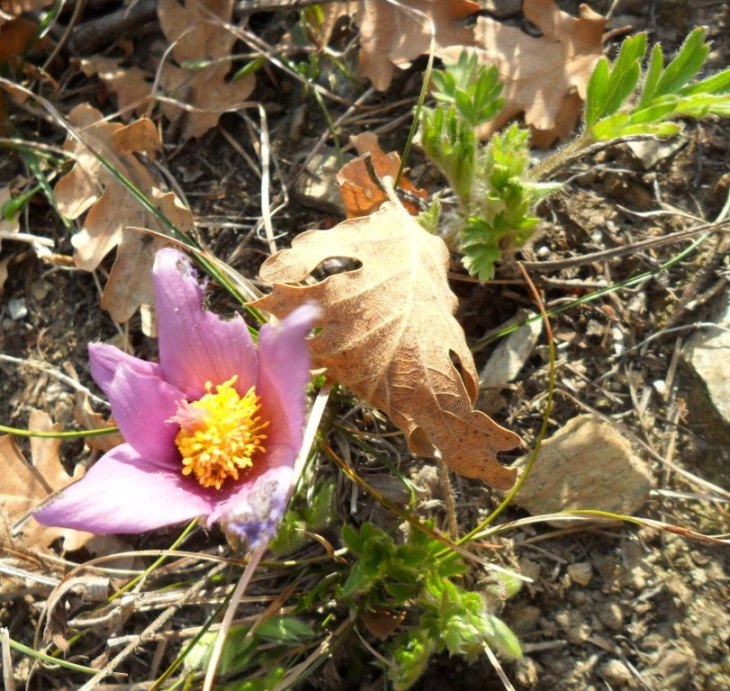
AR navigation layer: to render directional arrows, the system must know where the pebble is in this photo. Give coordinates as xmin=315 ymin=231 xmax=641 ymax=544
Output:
xmin=509 ymin=605 xmax=541 ymax=633
xmin=513 ymin=657 xmax=539 ymax=687
xmin=597 ymin=602 xmax=624 ymax=631
xmin=30 ymin=278 xmax=51 ymax=301
xmin=510 ymin=414 xmax=653 ymax=525
xmin=598 ymin=659 xmax=633 ymax=687
xmin=683 ymin=289 xmax=730 ymax=429
xmin=8 ymin=297 xmax=27 ymax=320
xmin=567 ymin=624 xmax=591 ymax=644
xmin=568 ymin=562 xmax=593 ymax=587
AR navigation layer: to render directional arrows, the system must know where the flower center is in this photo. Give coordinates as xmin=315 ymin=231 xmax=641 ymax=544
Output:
xmin=172 ymin=376 xmax=268 ymax=490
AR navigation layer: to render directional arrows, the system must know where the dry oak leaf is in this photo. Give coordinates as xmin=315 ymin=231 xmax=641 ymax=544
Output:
xmin=256 ymin=200 xmax=520 ymax=490
xmin=80 ymin=56 xmax=154 ymax=120
xmin=54 ymin=103 xmax=193 ymax=323
xmin=73 ymin=392 xmax=124 ymax=454
xmin=0 ymin=410 xmax=94 ymax=552
xmin=158 ymin=0 xmax=255 ymax=139
xmin=320 ymin=0 xmax=479 ymax=91
xmin=441 ymin=0 xmax=606 ymax=147
xmin=337 ymin=132 xmax=427 ymax=217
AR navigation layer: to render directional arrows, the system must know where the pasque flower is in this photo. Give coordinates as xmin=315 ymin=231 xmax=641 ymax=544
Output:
xmin=35 ymin=248 xmax=318 ymax=547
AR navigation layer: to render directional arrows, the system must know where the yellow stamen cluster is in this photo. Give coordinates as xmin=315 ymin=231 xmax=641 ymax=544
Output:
xmin=174 ymin=377 xmax=268 ymax=490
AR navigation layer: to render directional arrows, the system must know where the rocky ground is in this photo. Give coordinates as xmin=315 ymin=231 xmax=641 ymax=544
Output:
xmin=1 ymin=1 xmax=728 ymax=689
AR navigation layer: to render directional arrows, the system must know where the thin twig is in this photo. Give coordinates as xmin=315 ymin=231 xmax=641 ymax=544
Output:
xmin=77 ymin=563 xmax=226 ymax=691
xmin=520 ymin=217 xmax=730 ymax=273
xmin=257 ymin=104 xmax=277 ymax=255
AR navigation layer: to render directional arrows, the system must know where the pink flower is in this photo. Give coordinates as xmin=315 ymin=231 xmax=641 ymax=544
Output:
xmin=34 ymin=248 xmax=318 ymax=547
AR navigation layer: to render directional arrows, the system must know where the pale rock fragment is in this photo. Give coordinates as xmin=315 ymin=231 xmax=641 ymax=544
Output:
xmin=567 ymin=561 xmax=593 ymax=587
xmin=683 ymin=290 xmax=730 ymax=430
xmin=480 ymin=313 xmax=542 ymax=388
xmin=294 ymin=147 xmax=349 ymax=216
xmin=511 ymin=414 xmax=653 ymax=524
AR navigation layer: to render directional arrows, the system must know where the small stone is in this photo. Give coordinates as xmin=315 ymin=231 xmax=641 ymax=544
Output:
xmin=625 ymin=566 xmax=647 ymax=590
xmin=598 ymin=659 xmax=633 ymax=687
xmin=567 ymin=561 xmax=593 ymax=587
xmin=30 ymin=278 xmax=51 ymax=301
xmin=293 ymin=146 xmax=348 ymax=215
xmin=652 ymin=646 xmax=697 ymax=687
xmin=554 ymin=609 xmax=571 ymax=630
xmin=480 ymin=312 xmax=542 ymax=388
xmin=567 ymin=624 xmax=591 ymax=644
xmin=627 ymin=137 xmax=686 ymax=169
xmin=8 ymin=297 xmax=27 ymax=320
xmin=509 ymin=605 xmax=541 ymax=633
xmin=683 ymin=289 xmax=730 ymax=433
xmin=514 ymin=657 xmax=539 ymax=687
xmin=510 ymin=414 xmax=653 ymax=524
xmin=597 ymin=602 xmax=624 ymax=631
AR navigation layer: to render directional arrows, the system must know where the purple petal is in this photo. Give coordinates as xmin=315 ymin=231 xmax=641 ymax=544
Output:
xmin=34 ymin=444 xmax=217 ymax=534
xmin=89 ymin=342 xmax=162 ymax=388
xmin=90 ymin=344 xmax=183 ymax=467
xmin=256 ymin=304 xmax=320 ymax=455
xmin=208 ymin=466 xmax=295 ymax=548
xmin=152 ymin=248 xmax=258 ymax=400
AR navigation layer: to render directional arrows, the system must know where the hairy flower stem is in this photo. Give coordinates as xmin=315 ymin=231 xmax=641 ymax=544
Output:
xmin=527 ymin=133 xmax=595 ymax=181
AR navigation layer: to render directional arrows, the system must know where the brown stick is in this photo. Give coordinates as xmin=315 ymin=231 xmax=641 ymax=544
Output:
xmin=519 ymin=218 xmax=730 ymax=273
xmin=68 ymin=0 xmax=158 ymax=54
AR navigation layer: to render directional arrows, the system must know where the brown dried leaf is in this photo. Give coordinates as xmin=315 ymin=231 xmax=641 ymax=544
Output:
xmin=256 ymin=200 xmax=520 ymax=490
xmin=80 ymin=56 xmax=154 ymax=120
xmin=362 ymin=608 xmax=406 ymax=640
xmin=0 ymin=410 xmax=93 ymax=552
xmin=54 ymin=103 xmax=193 ymax=322
xmin=73 ymin=393 xmax=123 ymax=454
xmin=442 ymin=0 xmax=605 ymax=146
xmin=158 ymin=0 xmax=255 ymax=139
xmin=337 ymin=132 xmax=427 ymax=217
xmin=320 ymin=0 xmax=479 ymax=91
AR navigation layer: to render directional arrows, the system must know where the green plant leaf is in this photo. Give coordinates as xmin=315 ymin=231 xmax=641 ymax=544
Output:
xmin=585 ymin=57 xmax=610 ymax=127
xmin=256 ymin=616 xmax=316 ymax=644
xmin=485 ymin=615 xmax=523 ymax=660
xmin=655 ymin=27 xmax=709 ymax=96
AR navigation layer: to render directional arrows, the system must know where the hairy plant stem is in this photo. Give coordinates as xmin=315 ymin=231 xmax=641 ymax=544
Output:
xmin=528 ymin=132 xmax=595 ymax=181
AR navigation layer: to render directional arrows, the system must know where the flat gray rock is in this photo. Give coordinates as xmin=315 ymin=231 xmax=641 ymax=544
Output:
xmin=683 ymin=290 xmax=730 ymax=429
xmin=511 ymin=414 xmax=653 ymax=524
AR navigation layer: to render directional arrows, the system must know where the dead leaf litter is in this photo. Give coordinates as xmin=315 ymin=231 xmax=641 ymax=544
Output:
xmin=0 ymin=0 xmax=728 ymax=689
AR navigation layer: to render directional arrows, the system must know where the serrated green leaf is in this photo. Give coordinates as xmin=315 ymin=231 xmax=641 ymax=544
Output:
xmin=674 ymin=92 xmax=730 ymax=117
xmin=638 ymin=42 xmax=665 ymax=108
xmin=624 ymin=121 xmax=683 ymax=137
xmin=604 ymin=61 xmax=642 ymax=117
xmin=256 ymin=616 xmax=316 ymax=644
xmin=417 ymin=200 xmax=441 ymax=234
xmin=628 ymin=99 xmax=678 ymax=124
xmin=454 ymin=89 xmax=474 ymax=121
xmin=591 ymin=111 xmax=631 ymax=139
xmin=430 ymin=70 xmax=451 ymax=96
xmin=391 ymin=633 xmax=434 ymax=691
xmin=341 ymin=524 xmax=362 ymax=553
xmin=485 ymin=615 xmax=523 ymax=660
xmin=682 ymin=67 xmax=730 ymax=96
xmin=585 ymin=57 xmax=610 ymax=127
xmin=233 ymin=55 xmax=265 ymax=80
xmin=655 ymin=27 xmax=709 ymax=96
